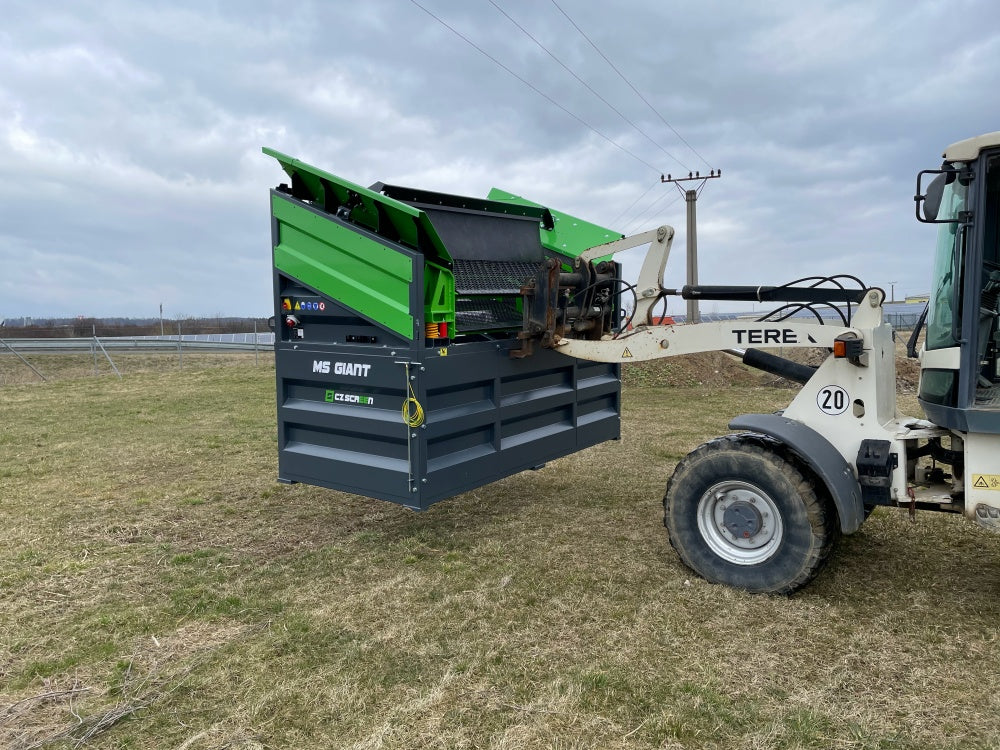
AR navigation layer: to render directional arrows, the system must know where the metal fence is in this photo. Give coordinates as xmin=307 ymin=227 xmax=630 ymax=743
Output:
xmin=884 ymin=313 xmax=922 ymax=331
xmin=126 ymin=332 xmax=276 ymax=346
xmin=0 ymin=333 xmax=275 ymax=382
xmin=0 ymin=334 xmax=274 ymax=354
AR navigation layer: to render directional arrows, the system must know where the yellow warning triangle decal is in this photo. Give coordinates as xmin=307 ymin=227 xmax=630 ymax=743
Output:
xmin=294 ymin=301 xmax=301 ymax=310
xmin=974 ymin=475 xmax=990 ymax=489
xmin=622 ymin=347 xmax=633 ymax=358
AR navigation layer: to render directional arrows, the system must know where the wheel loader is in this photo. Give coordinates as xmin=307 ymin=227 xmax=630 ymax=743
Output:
xmin=536 ymin=130 xmax=1000 ymax=593
xmin=264 ymin=131 xmax=1000 ymax=594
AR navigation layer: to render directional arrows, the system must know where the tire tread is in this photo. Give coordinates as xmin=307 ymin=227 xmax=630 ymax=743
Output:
xmin=663 ymin=434 xmax=839 ymax=594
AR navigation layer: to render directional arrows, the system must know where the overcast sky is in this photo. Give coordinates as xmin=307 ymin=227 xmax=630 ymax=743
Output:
xmin=2 ymin=0 xmax=999 ymax=321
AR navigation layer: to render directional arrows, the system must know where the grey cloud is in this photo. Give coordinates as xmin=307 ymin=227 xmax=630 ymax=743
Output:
xmin=1 ymin=0 xmax=999 ymax=318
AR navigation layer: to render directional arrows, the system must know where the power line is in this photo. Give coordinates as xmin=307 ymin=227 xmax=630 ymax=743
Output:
xmin=621 ymin=193 xmax=672 ymax=235
xmin=622 ymin=190 xmax=683 ymax=236
xmin=408 ymin=0 xmax=662 ymax=175
xmin=549 ymin=0 xmax=714 ymax=171
xmin=608 ymin=179 xmax=660 ymax=229
xmin=487 ymin=0 xmax=689 ymax=172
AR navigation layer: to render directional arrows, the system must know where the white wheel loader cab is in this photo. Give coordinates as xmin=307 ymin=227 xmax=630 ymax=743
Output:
xmin=915 ymin=132 xmax=1000 ymax=531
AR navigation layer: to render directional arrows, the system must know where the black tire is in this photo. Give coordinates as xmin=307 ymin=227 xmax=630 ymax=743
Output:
xmin=663 ymin=434 xmax=839 ymax=594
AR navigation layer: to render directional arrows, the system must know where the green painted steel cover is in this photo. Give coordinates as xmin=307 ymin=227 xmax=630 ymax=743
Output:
xmin=486 ymin=189 xmax=623 ymax=259
xmin=264 ymin=147 xmax=451 ymax=265
xmin=271 ymin=195 xmax=417 ymax=339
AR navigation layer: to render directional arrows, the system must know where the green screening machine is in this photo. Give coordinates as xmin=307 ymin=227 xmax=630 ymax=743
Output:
xmin=265 ymin=148 xmax=624 ymax=509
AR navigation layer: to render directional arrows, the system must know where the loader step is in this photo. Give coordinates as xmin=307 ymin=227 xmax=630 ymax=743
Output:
xmin=974 ymin=503 xmax=1000 ymax=531
xmin=975 ymin=384 xmax=1000 ymax=408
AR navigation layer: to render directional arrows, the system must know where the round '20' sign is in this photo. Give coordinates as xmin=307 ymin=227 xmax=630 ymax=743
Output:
xmin=816 ymin=385 xmax=849 ymax=415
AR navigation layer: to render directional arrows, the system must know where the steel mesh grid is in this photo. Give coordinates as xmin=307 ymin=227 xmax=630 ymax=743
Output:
xmin=453 ymin=259 xmax=540 ymax=294
xmin=455 ymin=297 xmax=523 ymax=331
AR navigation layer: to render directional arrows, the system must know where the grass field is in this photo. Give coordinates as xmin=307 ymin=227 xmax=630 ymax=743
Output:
xmin=2 ymin=356 xmax=999 ymax=749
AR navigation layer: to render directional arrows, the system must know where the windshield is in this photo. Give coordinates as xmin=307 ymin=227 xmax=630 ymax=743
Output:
xmin=925 ymin=175 xmax=969 ymax=350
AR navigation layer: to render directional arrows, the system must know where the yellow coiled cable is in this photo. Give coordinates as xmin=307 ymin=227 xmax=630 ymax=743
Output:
xmin=402 ymin=377 xmax=425 ymax=427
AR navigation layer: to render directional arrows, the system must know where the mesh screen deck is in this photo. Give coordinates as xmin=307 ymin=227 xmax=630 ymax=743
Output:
xmin=455 ymin=297 xmax=523 ymax=331
xmin=453 ymin=259 xmax=539 ymax=294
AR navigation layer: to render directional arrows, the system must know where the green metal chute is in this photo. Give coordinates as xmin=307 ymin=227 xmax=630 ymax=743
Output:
xmin=264 ymin=147 xmax=452 ymax=266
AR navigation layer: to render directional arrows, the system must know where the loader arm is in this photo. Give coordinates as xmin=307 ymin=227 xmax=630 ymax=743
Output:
xmin=518 ymin=221 xmax=876 ymax=365
xmin=554 ymin=318 xmax=862 ymax=363
xmin=574 ymin=225 xmax=675 ymax=327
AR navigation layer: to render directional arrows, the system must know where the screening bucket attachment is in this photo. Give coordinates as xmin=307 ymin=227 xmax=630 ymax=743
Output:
xmin=265 ymin=148 xmax=624 ymax=509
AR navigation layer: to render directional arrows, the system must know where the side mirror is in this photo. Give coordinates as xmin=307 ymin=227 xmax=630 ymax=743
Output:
xmin=914 ymin=169 xmax=955 ymax=223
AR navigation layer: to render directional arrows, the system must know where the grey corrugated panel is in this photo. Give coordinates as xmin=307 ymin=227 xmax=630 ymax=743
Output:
xmin=273 ymin=338 xmax=620 ymax=510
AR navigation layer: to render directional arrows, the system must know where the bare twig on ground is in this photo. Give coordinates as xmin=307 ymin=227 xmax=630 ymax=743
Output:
xmin=0 ymin=686 xmax=92 ymax=724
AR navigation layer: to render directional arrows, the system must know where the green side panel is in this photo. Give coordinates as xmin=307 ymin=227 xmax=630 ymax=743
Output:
xmin=424 ymin=262 xmax=455 ymax=328
xmin=487 ymin=188 xmax=622 ymax=259
xmin=263 ymin=147 xmax=452 ymax=265
xmin=272 ymin=195 xmax=416 ymax=340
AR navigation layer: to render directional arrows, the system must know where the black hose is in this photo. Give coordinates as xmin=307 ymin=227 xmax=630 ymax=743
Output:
xmin=906 ymin=302 xmax=929 ymax=359
xmin=741 ymin=348 xmax=817 ymax=385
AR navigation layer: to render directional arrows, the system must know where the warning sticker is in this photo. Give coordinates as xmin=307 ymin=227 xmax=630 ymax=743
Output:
xmin=972 ymin=474 xmax=1000 ymax=491
xmin=622 ymin=347 xmax=633 ymax=358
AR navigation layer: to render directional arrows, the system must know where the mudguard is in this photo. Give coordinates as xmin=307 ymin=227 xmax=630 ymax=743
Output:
xmin=729 ymin=413 xmax=864 ymax=533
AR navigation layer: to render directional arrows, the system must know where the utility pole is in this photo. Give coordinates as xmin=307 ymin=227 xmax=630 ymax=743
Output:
xmin=160 ymin=303 xmax=164 ymax=336
xmin=661 ymin=170 xmax=721 ymax=324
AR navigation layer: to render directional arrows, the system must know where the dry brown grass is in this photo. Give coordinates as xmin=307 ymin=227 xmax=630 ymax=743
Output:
xmin=0 ymin=352 xmax=274 ymax=386
xmin=1 ymin=355 xmax=998 ymax=749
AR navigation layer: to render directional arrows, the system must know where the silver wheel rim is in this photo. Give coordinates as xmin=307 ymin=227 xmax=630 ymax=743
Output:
xmin=696 ymin=480 xmax=783 ymax=565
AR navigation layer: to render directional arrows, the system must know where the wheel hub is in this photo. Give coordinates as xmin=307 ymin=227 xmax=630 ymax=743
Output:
xmin=697 ymin=481 xmax=784 ymax=566
xmin=722 ymin=501 xmax=763 ymax=539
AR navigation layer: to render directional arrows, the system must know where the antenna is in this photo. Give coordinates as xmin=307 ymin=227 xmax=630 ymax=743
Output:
xmin=659 ymin=170 xmax=722 ymax=323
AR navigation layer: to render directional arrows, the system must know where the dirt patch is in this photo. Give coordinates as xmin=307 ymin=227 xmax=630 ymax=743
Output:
xmin=624 ymin=339 xmax=923 ymax=393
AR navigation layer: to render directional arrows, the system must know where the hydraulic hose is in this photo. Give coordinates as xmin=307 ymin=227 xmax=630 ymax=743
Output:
xmin=737 ymin=348 xmax=817 ymax=385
